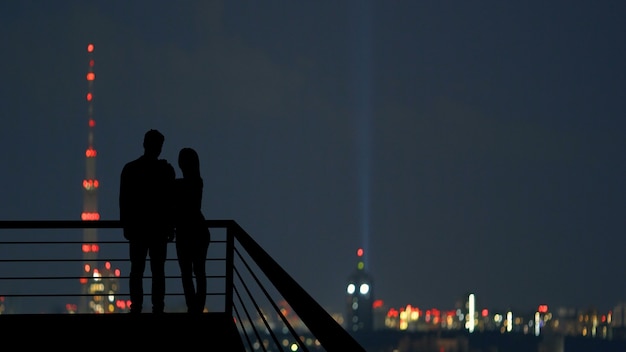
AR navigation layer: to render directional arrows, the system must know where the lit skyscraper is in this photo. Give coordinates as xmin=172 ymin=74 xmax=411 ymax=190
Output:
xmin=345 ymin=247 xmax=374 ymax=332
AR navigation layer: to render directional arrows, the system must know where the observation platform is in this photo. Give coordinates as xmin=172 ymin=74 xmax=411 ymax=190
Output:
xmin=0 ymin=312 xmax=245 ymax=349
xmin=0 ymin=220 xmax=366 ymax=351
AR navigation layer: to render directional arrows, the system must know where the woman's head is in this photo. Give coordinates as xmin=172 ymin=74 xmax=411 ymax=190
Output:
xmin=178 ymin=147 xmax=200 ymax=178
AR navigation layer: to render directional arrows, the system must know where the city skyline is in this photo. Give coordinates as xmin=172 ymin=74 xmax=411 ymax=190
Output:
xmin=1 ymin=1 xmax=626 ymax=314
xmin=0 ymin=233 xmax=621 ymax=318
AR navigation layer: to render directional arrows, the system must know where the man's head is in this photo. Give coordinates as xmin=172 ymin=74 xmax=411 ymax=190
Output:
xmin=143 ymin=129 xmax=164 ymax=158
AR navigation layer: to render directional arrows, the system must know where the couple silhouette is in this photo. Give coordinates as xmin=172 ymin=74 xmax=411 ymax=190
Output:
xmin=119 ymin=129 xmax=210 ymax=314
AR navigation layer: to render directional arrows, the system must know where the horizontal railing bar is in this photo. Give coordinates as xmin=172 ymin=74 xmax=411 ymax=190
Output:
xmin=0 ymin=275 xmax=227 ymax=280
xmin=0 ymin=241 xmax=128 ymax=244
xmin=0 ymin=240 xmax=227 ymax=244
xmin=0 ymin=292 xmax=226 ymax=298
xmin=0 ymin=220 xmax=236 ymax=229
xmin=0 ymin=258 xmax=226 ymax=262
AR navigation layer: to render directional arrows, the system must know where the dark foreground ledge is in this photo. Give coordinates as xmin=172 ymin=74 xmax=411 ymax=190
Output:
xmin=0 ymin=312 xmax=245 ymax=350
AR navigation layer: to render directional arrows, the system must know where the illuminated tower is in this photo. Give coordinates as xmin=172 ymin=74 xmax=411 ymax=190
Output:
xmin=345 ymin=248 xmax=374 ymax=332
xmin=78 ymin=43 xmax=122 ymax=314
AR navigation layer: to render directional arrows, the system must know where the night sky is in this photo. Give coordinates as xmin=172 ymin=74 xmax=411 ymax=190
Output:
xmin=1 ymin=1 xmax=626 ymax=314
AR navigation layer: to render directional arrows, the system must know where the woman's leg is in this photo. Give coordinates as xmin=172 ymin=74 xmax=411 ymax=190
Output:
xmin=176 ymin=243 xmax=196 ymax=312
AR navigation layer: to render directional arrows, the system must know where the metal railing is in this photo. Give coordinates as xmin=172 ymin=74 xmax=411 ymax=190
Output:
xmin=0 ymin=220 xmax=365 ymax=352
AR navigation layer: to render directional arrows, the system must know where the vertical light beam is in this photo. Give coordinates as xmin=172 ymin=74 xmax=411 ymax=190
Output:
xmin=350 ymin=0 xmax=374 ymax=270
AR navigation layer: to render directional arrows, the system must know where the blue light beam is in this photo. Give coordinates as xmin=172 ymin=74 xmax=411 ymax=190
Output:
xmin=350 ymin=0 xmax=373 ymax=270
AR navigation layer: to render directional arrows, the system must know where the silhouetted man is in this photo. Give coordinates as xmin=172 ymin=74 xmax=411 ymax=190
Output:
xmin=119 ymin=129 xmax=175 ymax=314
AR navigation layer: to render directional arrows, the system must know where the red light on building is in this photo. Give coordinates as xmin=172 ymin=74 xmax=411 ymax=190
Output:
xmin=79 ymin=277 xmax=88 ymax=284
xmin=85 ymin=148 xmax=97 ymax=157
xmin=387 ymin=308 xmax=399 ymax=318
xmin=83 ymin=243 xmax=100 ymax=252
xmin=481 ymin=309 xmax=488 ymax=317
xmin=89 ymin=59 xmax=94 ymax=67
xmin=86 ymin=92 xmax=93 ymax=102
xmin=115 ymin=269 xmax=121 ymax=277
xmin=84 ymin=264 xmax=90 ymax=272
xmin=116 ymin=300 xmax=130 ymax=310
xmin=89 ymin=119 xmax=95 ymax=127
xmin=538 ymin=305 xmax=548 ymax=313
xmin=357 ymin=248 xmax=364 ymax=257
xmin=373 ymin=299 xmax=384 ymax=309
xmin=83 ymin=179 xmax=100 ymax=190
xmin=81 ymin=212 xmax=100 ymax=221
xmin=87 ymin=43 xmax=94 ymax=53
xmin=86 ymin=72 xmax=95 ymax=81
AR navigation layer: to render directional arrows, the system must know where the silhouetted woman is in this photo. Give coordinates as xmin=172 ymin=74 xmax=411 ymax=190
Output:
xmin=174 ymin=147 xmax=210 ymax=313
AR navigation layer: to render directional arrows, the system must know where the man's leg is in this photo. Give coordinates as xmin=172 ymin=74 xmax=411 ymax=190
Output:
xmin=149 ymin=240 xmax=168 ymax=313
xmin=129 ymin=241 xmax=148 ymax=313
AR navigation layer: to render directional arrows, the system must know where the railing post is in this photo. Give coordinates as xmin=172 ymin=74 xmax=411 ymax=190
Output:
xmin=224 ymin=222 xmax=235 ymax=316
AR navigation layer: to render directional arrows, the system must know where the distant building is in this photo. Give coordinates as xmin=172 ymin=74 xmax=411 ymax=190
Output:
xmin=345 ymin=248 xmax=374 ymax=332
xmin=612 ymin=302 xmax=626 ymax=339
